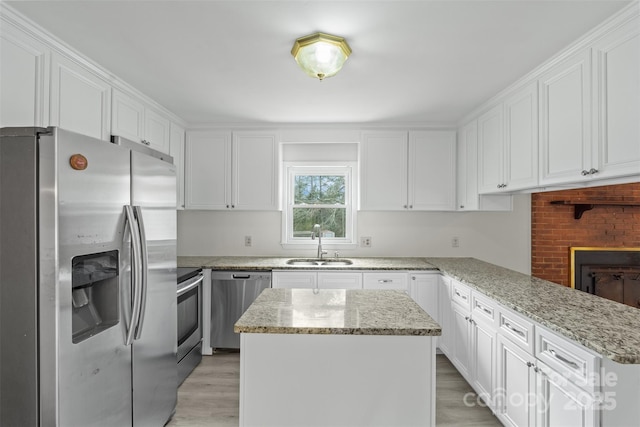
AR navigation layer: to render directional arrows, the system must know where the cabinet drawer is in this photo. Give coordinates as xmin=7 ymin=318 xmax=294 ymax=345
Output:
xmin=362 ymin=272 xmax=408 ymax=292
xmin=536 ymin=326 xmax=599 ymax=392
xmin=451 ymin=280 xmax=471 ymax=311
xmin=271 ymin=271 xmax=316 ymax=289
xmin=471 ymin=292 xmax=497 ymax=327
xmin=317 ymin=272 xmax=362 ymax=289
xmin=498 ymin=306 xmax=534 ymax=354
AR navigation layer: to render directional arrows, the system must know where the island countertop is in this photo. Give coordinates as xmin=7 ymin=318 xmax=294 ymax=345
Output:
xmin=234 ymin=288 xmax=442 ymax=336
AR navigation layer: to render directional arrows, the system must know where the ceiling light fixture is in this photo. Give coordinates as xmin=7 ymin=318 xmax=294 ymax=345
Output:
xmin=291 ymin=32 xmax=352 ymax=81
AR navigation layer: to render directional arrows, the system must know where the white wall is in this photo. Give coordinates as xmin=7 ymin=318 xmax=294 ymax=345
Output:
xmin=177 ymin=194 xmax=531 ymax=274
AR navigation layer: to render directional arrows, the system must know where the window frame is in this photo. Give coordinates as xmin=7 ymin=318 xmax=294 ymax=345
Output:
xmin=281 ymin=161 xmax=358 ymax=249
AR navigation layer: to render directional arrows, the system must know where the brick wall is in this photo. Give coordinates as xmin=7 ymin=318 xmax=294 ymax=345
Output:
xmin=531 ymin=183 xmax=640 ymax=286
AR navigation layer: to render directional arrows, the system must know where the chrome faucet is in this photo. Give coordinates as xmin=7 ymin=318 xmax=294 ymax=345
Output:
xmin=311 ymin=224 xmax=328 ymax=259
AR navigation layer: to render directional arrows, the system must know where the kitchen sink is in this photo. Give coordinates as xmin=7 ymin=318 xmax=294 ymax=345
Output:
xmin=286 ymin=259 xmax=353 ymax=266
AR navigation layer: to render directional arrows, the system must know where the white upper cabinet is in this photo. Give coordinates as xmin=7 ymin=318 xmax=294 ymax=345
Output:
xmin=409 ymin=131 xmax=456 ymax=210
xmin=592 ymin=14 xmax=640 ymax=180
xmin=478 ymin=82 xmax=538 ymax=194
xmin=169 ymin=122 xmax=186 ymax=209
xmin=457 ymin=120 xmax=512 ymax=211
xmin=184 ymin=130 xmax=278 ymax=211
xmin=112 ymin=89 xmax=171 ymax=153
xmin=538 ymin=48 xmax=592 ymax=186
xmin=0 ymin=21 xmax=49 ymax=128
xmin=503 ymin=81 xmax=538 ymax=191
xmin=360 ymin=130 xmax=455 ymax=211
xmin=360 ymin=131 xmax=408 ymax=210
xmin=477 ymin=104 xmax=504 ymax=193
xmin=50 ymin=51 xmax=111 ymax=141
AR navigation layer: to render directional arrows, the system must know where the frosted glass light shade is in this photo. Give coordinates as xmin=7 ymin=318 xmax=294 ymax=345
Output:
xmin=291 ymin=33 xmax=352 ymax=80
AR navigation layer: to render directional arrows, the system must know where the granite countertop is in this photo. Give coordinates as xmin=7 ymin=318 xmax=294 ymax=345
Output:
xmin=426 ymin=257 xmax=640 ymax=364
xmin=234 ymin=288 xmax=442 ymax=336
xmin=178 ymin=256 xmax=437 ymax=271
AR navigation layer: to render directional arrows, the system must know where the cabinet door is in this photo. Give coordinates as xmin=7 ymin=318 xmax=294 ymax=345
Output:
xmin=410 ymin=274 xmax=439 ymax=321
xmin=537 ymin=361 xmax=598 ymax=427
xmin=409 ymin=131 xmax=456 ymax=210
xmin=592 ymin=16 xmax=640 ymax=180
xmin=504 ymin=82 xmax=538 ymax=191
xmin=317 ymin=272 xmax=362 ymax=289
xmin=471 ymin=318 xmax=496 ymax=410
xmin=169 ymin=123 xmax=185 ymax=209
xmin=477 ymin=104 xmax=505 ymax=193
xmin=539 ymin=48 xmax=592 ymax=186
xmin=363 ymin=272 xmax=408 ymax=292
xmin=360 ymin=131 xmax=408 ymax=210
xmin=496 ymin=334 xmax=536 ymax=427
xmin=457 ymin=120 xmax=479 ymax=210
xmin=50 ymin=52 xmax=111 ymax=141
xmin=232 ymin=131 xmax=278 ymax=210
xmin=185 ymin=131 xmax=231 ymax=209
xmin=0 ymin=22 xmax=49 ymax=127
xmin=111 ymin=89 xmax=144 ymax=143
xmin=144 ymin=107 xmax=171 ymax=154
xmin=451 ymin=303 xmax=471 ymax=381
xmin=438 ymin=275 xmax=452 ymax=356
xmin=271 ymin=272 xmax=316 ymax=289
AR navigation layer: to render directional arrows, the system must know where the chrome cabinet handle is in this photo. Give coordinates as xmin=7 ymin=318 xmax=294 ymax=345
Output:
xmin=581 ymin=170 xmax=590 ymax=176
xmin=378 ymin=279 xmax=393 ymax=283
xmin=589 ymin=168 xmax=598 ymax=175
xmin=141 ymin=139 xmax=151 ymax=146
xmin=455 ymin=290 xmax=467 ymax=300
xmin=504 ymin=321 xmax=525 ymax=337
xmin=549 ymin=349 xmax=579 ymax=369
xmin=476 ymin=302 xmax=492 ymax=315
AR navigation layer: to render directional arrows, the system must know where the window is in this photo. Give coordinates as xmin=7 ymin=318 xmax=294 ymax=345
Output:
xmin=282 ymin=162 xmax=357 ymax=248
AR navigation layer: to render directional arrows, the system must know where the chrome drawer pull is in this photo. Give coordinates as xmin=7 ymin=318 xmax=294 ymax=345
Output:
xmin=504 ymin=322 xmax=525 ymax=337
xmin=455 ymin=290 xmax=467 ymax=300
xmin=378 ymin=279 xmax=393 ymax=283
xmin=549 ymin=349 xmax=579 ymax=370
xmin=476 ymin=302 xmax=492 ymax=315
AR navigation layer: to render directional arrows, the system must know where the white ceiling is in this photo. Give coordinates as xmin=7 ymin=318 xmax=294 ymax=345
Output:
xmin=6 ymin=0 xmax=633 ymax=126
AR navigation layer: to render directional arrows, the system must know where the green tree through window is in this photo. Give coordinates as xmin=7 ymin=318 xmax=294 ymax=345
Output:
xmin=293 ymin=175 xmax=346 ymax=238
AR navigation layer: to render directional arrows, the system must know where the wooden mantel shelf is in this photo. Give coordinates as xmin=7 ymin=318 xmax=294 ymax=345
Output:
xmin=551 ymin=199 xmax=640 ymax=219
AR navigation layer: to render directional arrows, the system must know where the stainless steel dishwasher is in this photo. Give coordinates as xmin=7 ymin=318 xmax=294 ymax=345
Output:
xmin=210 ymin=271 xmax=271 ymax=349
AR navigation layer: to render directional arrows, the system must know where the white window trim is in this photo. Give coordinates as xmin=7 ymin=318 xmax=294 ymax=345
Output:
xmin=281 ymin=161 xmax=358 ymax=250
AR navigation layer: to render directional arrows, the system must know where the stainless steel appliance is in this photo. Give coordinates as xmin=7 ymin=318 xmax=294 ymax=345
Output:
xmin=0 ymin=127 xmax=177 ymax=426
xmin=210 ymin=271 xmax=271 ymax=349
xmin=177 ymin=267 xmax=204 ymax=385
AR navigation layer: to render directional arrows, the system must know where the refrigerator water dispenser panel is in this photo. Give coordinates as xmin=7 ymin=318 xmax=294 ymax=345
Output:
xmin=71 ymin=250 xmax=119 ymax=343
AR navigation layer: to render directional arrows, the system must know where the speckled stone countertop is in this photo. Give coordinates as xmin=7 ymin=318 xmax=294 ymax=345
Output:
xmin=426 ymin=258 xmax=640 ymax=364
xmin=234 ymin=288 xmax=442 ymax=336
xmin=177 ymin=256 xmax=437 ymax=271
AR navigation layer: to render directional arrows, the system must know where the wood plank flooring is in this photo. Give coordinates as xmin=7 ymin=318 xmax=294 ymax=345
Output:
xmin=167 ymin=351 xmax=501 ymax=426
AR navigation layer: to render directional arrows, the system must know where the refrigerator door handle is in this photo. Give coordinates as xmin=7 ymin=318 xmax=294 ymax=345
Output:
xmin=124 ymin=205 xmax=143 ymax=346
xmin=133 ymin=206 xmax=148 ymax=340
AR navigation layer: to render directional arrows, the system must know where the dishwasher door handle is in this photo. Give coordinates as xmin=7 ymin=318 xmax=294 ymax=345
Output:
xmin=232 ymin=274 xmax=251 ymax=279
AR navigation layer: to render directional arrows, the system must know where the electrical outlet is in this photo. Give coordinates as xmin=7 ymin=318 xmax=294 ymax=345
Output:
xmin=244 ymin=235 xmax=252 ymax=247
xmin=452 ymin=237 xmax=459 ymax=248
xmin=361 ymin=236 xmax=372 ymax=247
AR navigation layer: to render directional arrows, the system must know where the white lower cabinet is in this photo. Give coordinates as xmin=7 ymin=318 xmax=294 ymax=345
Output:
xmin=271 ymin=271 xmax=361 ymax=289
xmin=363 ymin=272 xmax=409 ymax=292
xmin=496 ymin=333 xmax=537 ymax=427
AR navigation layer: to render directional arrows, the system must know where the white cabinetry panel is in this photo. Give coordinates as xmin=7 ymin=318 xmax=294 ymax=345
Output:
xmin=477 ymin=104 xmax=504 ymax=193
xmin=539 ymin=48 xmax=592 ymax=185
xmin=232 ymin=131 xmax=278 ymax=210
xmin=170 ymin=122 xmax=186 ymax=209
xmin=185 ymin=130 xmax=232 ymax=209
xmin=409 ymin=131 xmax=456 ymax=210
xmin=0 ymin=22 xmax=49 ymax=127
xmin=592 ymin=15 xmax=640 ymax=179
xmin=50 ymin=52 xmax=111 ymax=141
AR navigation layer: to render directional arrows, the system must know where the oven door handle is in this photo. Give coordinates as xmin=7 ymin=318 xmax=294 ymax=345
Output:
xmin=178 ymin=274 xmax=204 ymax=296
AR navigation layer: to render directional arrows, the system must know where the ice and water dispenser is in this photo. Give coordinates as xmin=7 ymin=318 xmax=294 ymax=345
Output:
xmin=71 ymin=251 xmax=119 ymax=343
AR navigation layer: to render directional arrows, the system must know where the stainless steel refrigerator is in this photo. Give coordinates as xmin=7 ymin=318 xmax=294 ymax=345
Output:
xmin=0 ymin=127 xmax=177 ymax=426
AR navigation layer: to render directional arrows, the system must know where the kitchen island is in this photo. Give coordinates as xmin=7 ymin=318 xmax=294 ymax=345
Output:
xmin=234 ymin=288 xmax=441 ymax=427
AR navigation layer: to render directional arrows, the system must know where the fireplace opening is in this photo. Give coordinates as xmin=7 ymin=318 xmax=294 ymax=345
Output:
xmin=571 ymin=248 xmax=640 ymax=309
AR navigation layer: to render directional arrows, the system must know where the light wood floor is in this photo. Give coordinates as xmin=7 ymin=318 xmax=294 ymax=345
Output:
xmin=167 ymin=351 xmax=501 ymax=426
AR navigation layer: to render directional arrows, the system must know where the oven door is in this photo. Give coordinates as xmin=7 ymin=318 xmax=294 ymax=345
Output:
xmin=177 ymin=273 xmax=203 ymax=362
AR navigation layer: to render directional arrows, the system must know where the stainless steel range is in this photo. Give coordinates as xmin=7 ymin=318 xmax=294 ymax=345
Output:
xmin=177 ymin=267 xmax=204 ymax=384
